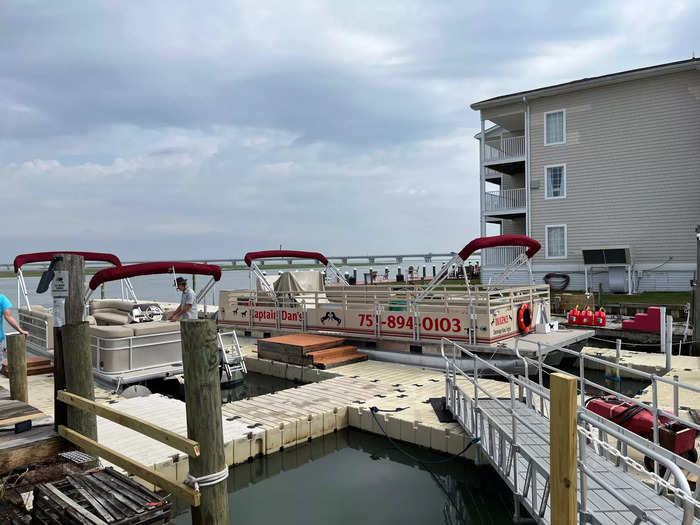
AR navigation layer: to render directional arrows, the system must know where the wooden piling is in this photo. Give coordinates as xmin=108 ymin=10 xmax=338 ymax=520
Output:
xmin=550 ymin=372 xmax=577 ymax=525
xmin=180 ymin=319 xmax=228 ymax=525
xmin=7 ymin=333 xmax=28 ymax=403
xmin=53 ymin=328 xmax=67 ymax=431
xmin=54 ymin=254 xmax=98 ymax=446
xmin=63 ymin=322 xmax=97 ymax=441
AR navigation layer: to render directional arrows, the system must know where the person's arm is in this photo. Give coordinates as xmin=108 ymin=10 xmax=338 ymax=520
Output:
xmin=180 ymin=303 xmax=192 ymax=316
xmin=3 ymin=310 xmax=29 ymax=337
xmin=168 ymin=306 xmax=183 ymax=322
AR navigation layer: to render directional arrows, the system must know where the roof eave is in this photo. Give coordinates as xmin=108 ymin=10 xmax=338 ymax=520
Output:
xmin=470 ymin=60 xmax=700 ymax=111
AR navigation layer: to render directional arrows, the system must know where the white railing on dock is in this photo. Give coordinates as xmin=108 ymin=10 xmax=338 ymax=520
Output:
xmin=484 ymin=188 xmax=526 ymax=213
xmin=484 ymin=135 xmax=525 ymax=163
xmin=481 ymin=246 xmax=525 ymax=268
xmin=441 ymin=337 xmax=700 ymax=525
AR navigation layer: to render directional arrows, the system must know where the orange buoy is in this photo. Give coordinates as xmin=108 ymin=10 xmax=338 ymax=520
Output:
xmin=517 ymin=303 xmax=533 ymax=333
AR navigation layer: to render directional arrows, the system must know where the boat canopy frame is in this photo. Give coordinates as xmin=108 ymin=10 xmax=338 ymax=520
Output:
xmin=86 ymin=261 xmax=222 ymax=306
xmin=411 ymin=235 xmax=541 ymax=344
xmin=12 ymin=251 xmax=136 ymax=310
xmin=243 ymin=250 xmax=349 ymax=302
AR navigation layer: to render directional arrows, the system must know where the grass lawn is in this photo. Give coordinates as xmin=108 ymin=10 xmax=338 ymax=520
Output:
xmin=553 ymin=290 xmax=690 ymax=305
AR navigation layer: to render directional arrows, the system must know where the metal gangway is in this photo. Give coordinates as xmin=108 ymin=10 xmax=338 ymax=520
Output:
xmin=441 ymin=337 xmax=700 ymax=524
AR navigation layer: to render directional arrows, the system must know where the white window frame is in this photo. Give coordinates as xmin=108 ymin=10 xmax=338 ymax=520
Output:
xmin=544 ymin=109 xmax=566 ymax=145
xmin=544 ymin=163 xmax=566 ymax=200
xmin=545 ymin=224 xmax=568 ymax=259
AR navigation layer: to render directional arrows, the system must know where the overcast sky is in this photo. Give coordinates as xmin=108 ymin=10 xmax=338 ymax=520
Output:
xmin=1 ymin=1 xmax=697 ymax=262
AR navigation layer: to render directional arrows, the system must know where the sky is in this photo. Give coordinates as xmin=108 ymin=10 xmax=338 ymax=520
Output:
xmin=1 ymin=1 xmax=698 ymax=262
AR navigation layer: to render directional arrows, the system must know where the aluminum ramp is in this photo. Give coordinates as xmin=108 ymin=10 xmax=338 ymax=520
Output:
xmin=442 ymin=339 xmax=700 ymax=524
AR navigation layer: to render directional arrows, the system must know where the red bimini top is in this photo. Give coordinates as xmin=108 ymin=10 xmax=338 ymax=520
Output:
xmin=89 ymin=262 xmax=222 ymax=291
xmin=458 ymin=235 xmax=541 ymax=261
xmin=14 ymin=252 xmax=122 ymax=273
xmin=243 ymin=250 xmax=329 ymax=267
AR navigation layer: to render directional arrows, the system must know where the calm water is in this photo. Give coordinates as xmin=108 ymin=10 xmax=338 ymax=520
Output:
xmin=172 ymin=427 xmax=515 ymax=525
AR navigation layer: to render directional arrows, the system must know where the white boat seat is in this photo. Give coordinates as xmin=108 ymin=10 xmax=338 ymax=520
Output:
xmin=90 ymin=325 xmax=134 ymax=338
xmin=131 ymin=321 xmax=180 ymax=336
xmin=92 ymin=309 xmax=130 ymax=326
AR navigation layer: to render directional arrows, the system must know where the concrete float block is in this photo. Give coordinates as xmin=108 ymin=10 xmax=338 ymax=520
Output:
xmin=415 ymin=423 xmax=432 ymax=448
xmin=224 ymin=440 xmax=234 ymax=465
xmin=262 ymin=425 xmax=283 ymax=453
xmin=386 ymin=416 xmax=402 ymax=440
xmin=400 ymin=419 xmax=417 ymax=444
xmin=308 ymin=414 xmax=324 ymax=439
xmin=154 ymin=456 xmax=178 ymax=485
xmin=174 ymin=455 xmax=190 ymax=482
xmin=270 ymin=361 xmax=287 ymax=378
xmin=285 ymin=364 xmax=303 ymax=382
xmin=335 ymin=406 xmax=348 ymax=429
xmin=347 ymin=406 xmax=362 ymax=428
xmin=446 ymin=429 xmax=467 ymax=455
xmin=430 ymin=427 xmax=449 ymax=453
xmin=360 ymin=408 xmax=380 ymax=434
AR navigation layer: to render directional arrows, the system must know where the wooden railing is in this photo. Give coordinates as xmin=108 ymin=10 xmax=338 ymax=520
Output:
xmin=57 ymin=390 xmax=201 ymax=506
xmin=484 ymin=187 xmax=526 ymax=212
xmin=484 ymin=135 xmax=525 ymax=162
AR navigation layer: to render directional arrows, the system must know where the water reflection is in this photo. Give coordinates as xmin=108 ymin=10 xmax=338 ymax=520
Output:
xmin=173 ymin=428 xmax=515 ymax=524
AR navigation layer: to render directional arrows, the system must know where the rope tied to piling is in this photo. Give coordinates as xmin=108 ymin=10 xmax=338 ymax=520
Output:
xmin=184 ymin=467 xmax=229 ymax=492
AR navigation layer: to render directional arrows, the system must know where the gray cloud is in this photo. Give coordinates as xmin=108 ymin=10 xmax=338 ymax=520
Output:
xmin=0 ymin=0 xmax=696 ymax=261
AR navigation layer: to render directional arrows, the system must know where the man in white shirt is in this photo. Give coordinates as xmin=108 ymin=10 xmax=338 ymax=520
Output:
xmin=168 ymin=277 xmax=198 ymax=321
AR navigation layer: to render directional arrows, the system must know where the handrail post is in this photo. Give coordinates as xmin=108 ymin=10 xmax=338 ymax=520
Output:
xmin=579 ymin=350 xmax=586 ymax=408
xmin=652 ymin=377 xmax=660 ymax=489
xmin=673 ymin=375 xmax=680 ymax=417
xmin=509 ymin=379 xmax=518 ymax=493
xmin=550 ymin=373 xmax=577 ymax=525
xmin=537 ymin=343 xmax=544 ymax=414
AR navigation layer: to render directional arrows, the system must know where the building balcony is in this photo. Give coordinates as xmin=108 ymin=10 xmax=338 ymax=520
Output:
xmin=483 ymin=135 xmax=525 ymax=169
xmin=483 ymin=187 xmax=526 ymax=215
xmin=481 ymin=246 xmax=526 ymax=268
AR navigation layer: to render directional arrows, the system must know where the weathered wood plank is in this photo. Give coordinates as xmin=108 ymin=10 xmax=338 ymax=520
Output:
xmin=57 ymin=390 xmax=200 ymax=457
xmin=58 ymin=425 xmax=200 ymax=507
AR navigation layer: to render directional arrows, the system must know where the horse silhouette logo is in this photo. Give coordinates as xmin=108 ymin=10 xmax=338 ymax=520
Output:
xmin=320 ymin=311 xmax=342 ymax=326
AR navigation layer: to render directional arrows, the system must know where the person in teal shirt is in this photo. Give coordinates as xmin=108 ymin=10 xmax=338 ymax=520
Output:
xmin=0 ymin=294 xmax=29 ymax=365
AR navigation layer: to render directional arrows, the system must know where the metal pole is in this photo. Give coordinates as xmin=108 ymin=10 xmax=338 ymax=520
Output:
xmin=615 ymin=339 xmax=621 ymax=393
xmin=665 ymin=315 xmax=673 ymax=372
xmin=673 ymin=375 xmax=680 ymax=417
xmin=694 ymin=225 xmax=699 ymax=356
xmin=659 ymin=306 xmax=666 ymax=356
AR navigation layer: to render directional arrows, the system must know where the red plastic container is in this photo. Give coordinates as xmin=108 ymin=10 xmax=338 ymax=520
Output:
xmin=567 ymin=306 xmax=580 ymax=325
xmin=594 ymin=308 xmax=606 ymax=327
xmin=580 ymin=307 xmax=594 ymax=326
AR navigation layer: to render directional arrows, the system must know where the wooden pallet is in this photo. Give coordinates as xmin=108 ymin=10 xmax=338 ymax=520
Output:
xmin=32 ymin=467 xmax=171 ymax=524
xmin=257 ymin=334 xmax=345 ymax=365
xmin=1 ymin=357 xmax=53 ymax=377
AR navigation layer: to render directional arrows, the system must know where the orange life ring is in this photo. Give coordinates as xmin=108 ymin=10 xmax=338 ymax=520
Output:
xmin=517 ymin=303 xmax=533 ymax=333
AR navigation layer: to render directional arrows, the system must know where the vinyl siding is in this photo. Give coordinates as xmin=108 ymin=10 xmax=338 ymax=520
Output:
xmin=528 ymin=69 xmax=700 ymax=265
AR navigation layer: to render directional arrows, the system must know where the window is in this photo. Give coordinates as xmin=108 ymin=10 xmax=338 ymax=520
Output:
xmin=544 ymin=109 xmax=565 ymax=145
xmin=545 ymin=164 xmax=566 ymax=199
xmin=545 ymin=225 xmax=567 ymax=259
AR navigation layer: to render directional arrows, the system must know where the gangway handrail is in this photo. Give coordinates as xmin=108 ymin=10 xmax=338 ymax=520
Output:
xmin=440 ymin=337 xmax=699 ymax=524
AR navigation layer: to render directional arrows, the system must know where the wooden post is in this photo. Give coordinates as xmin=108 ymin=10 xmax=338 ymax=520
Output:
xmin=7 ymin=334 xmax=28 ymax=403
xmin=63 ymin=322 xmax=97 ymax=440
xmin=54 ymin=254 xmax=98 ymax=445
xmin=550 ymin=373 xmax=577 ymax=525
xmin=181 ymin=319 xmax=228 ymax=525
xmin=53 ymin=327 xmax=67 ymax=431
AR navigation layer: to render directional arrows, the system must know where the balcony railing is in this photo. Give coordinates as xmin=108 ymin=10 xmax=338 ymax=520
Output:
xmin=481 ymin=246 xmax=526 ymax=268
xmin=484 ymin=188 xmax=526 ymax=213
xmin=484 ymin=135 xmax=525 ymax=163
